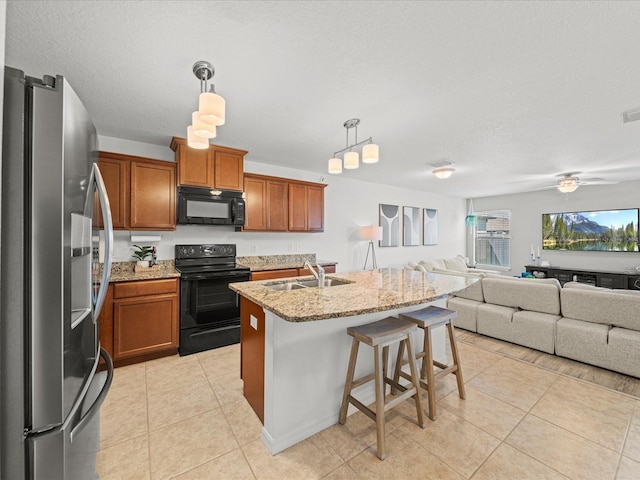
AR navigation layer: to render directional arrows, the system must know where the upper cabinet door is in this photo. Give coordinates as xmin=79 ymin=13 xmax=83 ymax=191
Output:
xmin=97 ymin=154 xmax=130 ymax=229
xmin=171 ymin=137 xmax=247 ymax=191
xmin=266 ymin=179 xmax=288 ymax=231
xmin=243 ymin=176 xmax=267 ymax=231
xmin=306 ymin=185 xmax=324 ymax=232
xmin=129 ymin=161 xmax=176 ymax=230
xmin=288 ymin=183 xmax=308 ymax=231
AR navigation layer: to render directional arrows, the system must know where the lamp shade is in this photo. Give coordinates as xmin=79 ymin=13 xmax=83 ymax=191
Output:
xmin=344 ymin=151 xmax=359 ymax=169
xmin=187 ymin=126 xmax=209 ymax=149
xmin=360 ymin=225 xmax=383 ymax=241
xmin=328 ymin=157 xmax=342 ymax=174
xmin=198 ymin=91 xmax=226 ymax=126
xmin=192 ymin=111 xmax=217 ymax=139
xmin=362 ymin=143 xmax=379 ymax=163
xmin=433 ymin=167 xmax=455 ymax=179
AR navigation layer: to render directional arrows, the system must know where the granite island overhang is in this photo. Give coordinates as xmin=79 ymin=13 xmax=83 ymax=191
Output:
xmin=229 ymin=268 xmax=478 ymax=455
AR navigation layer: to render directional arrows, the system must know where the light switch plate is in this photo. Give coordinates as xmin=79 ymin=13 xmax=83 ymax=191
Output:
xmin=250 ymin=314 xmax=258 ymax=330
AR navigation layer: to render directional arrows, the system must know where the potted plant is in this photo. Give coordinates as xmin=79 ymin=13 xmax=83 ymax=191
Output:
xmin=132 ymin=244 xmax=153 ymax=268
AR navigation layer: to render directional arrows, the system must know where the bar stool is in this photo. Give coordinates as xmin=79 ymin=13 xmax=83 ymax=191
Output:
xmin=394 ymin=305 xmax=465 ymax=421
xmin=339 ymin=316 xmax=426 ymax=460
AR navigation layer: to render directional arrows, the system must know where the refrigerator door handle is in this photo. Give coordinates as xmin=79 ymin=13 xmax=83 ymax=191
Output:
xmin=91 ymin=164 xmax=114 ymax=319
xmin=70 ymin=347 xmax=114 ymax=442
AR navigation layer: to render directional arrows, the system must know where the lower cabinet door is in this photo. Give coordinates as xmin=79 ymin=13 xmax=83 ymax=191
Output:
xmin=113 ymin=293 xmax=179 ymax=360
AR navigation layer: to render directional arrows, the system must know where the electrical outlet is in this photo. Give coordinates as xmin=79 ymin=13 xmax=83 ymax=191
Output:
xmin=251 ymin=245 xmax=256 ymax=253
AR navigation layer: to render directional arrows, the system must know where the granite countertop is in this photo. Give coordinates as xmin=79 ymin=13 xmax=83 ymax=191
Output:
xmin=236 ymin=253 xmax=337 ymax=272
xmin=108 ymin=260 xmax=181 ymax=282
xmin=229 ymin=268 xmax=477 ymax=322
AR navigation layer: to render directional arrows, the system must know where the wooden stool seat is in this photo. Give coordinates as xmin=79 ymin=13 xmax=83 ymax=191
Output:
xmin=395 ymin=305 xmax=465 ymax=421
xmin=339 ymin=316 xmax=426 ymax=460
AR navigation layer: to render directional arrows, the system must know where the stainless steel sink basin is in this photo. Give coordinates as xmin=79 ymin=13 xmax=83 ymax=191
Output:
xmin=263 ymin=277 xmax=352 ymax=290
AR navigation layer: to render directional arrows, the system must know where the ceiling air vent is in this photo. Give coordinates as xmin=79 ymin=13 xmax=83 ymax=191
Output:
xmin=622 ymin=107 xmax=640 ymax=123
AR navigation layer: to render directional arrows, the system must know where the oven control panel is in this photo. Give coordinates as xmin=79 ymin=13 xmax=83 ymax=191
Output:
xmin=175 ymin=244 xmax=236 ymax=259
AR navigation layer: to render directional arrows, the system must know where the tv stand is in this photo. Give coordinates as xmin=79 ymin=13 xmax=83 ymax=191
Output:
xmin=525 ymin=265 xmax=640 ymax=290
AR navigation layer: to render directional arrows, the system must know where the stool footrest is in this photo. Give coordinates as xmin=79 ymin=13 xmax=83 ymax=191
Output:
xmin=351 ymin=372 xmax=375 ymax=390
xmin=347 ymin=395 xmax=376 ymax=423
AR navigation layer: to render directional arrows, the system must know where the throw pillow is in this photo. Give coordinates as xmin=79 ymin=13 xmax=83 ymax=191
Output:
xmin=444 ymin=255 xmax=468 ymax=273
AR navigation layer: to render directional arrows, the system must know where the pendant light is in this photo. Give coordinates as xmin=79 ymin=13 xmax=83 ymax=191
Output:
xmin=328 ymin=118 xmax=379 ymax=174
xmin=187 ymin=60 xmax=226 ymax=149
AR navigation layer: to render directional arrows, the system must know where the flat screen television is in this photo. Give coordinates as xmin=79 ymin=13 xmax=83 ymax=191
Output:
xmin=542 ymin=208 xmax=639 ymax=252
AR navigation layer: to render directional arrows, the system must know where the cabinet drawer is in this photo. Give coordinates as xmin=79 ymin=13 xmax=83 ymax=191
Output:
xmin=251 ymin=269 xmax=299 ymax=281
xmin=114 ymin=278 xmax=178 ymax=299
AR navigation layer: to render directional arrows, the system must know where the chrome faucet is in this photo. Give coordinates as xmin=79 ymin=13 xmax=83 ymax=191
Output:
xmin=303 ymin=261 xmax=326 ymax=288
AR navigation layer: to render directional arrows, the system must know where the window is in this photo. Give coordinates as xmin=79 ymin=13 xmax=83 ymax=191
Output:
xmin=473 ymin=210 xmax=511 ymax=269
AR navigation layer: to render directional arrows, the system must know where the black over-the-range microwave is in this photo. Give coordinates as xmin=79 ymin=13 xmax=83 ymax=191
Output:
xmin=177 ymin=186 xmax=245 ymax=226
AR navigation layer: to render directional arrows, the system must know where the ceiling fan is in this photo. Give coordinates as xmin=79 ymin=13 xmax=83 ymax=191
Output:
xmin=553 ymin=172 xmax=618 ymax=193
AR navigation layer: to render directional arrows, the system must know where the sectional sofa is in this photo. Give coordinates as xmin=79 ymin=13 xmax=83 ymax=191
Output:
xmin=446 ymin=276 xmax=640 ymax=378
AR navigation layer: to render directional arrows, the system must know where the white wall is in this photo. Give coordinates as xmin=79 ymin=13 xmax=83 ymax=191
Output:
xmin=473 ymin=181 xmax=640 ymax=275
xmin=98 ymin=136 xmax=467 ymax=271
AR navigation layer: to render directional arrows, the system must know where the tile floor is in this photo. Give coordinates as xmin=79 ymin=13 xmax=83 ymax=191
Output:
xmin=97 ymin=332 xmax=640 ymax=479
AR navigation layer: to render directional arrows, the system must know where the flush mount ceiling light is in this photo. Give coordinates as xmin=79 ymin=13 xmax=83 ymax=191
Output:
xmin=429 ymin=160 xmax=456 ymax=179
xmin=557 ymin=175 xmax=580 ymax=193
xmin=187 ymin=60 xmax=226 ymax=149
xmin=328 ymin=119 xmax=379 ymax=174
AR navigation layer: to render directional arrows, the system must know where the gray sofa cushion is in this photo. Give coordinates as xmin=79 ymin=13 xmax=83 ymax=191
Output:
xmin=510 ymin=310 xmax=560 ymax=354
xmin=556 ymin=317 xmax=611 ymax=370
xmin=608 ymin=327 xmax=640 ymax=378
xmin=560 ymin=286 xmax=640 ymax=331
xmin=447 ymin=297 xmax=481 ymax=332
xmin=453 ymin=278 xmax=484 ymax=302
xmin=481 ymin=277 xmax=561 ymax=315
xmin=477 ymin=303 xmax=517 ymax=339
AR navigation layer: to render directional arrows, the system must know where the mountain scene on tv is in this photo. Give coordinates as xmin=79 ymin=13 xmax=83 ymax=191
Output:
xmin=543 ymin=209 xmax=639 ymax=252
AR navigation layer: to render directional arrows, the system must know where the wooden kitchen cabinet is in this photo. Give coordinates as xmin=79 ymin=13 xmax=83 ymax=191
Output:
xmin=250 ymin=265 xmax=335 ymax=281
xmin=243 ymin=173 xmax=288 ymax=231
xmin=99 ymin=278 xmax=179 ymax=367
xmin=170 ymin=137 xmax=247 ymax=191
xmin=240 ymin=296 xmax=265 ymax=423
xmin=243 ymin=173 xmax=325 ymax=232
xmin=98 ymin=151 xmax=176 ymax=230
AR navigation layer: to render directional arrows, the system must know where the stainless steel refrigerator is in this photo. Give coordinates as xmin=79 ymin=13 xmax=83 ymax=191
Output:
xmin=1 ymin=66 xmax=115 ymax=479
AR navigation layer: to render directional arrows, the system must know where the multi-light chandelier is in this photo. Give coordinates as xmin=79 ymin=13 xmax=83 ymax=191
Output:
xmin=328 ymin=119 xmax=379 ymax=174
xmin=187 ymin=60 xmax=226 ymax=149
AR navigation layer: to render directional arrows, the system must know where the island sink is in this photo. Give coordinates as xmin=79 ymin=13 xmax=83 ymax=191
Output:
xmin=264 ymin=277 xmax=352 ymax=290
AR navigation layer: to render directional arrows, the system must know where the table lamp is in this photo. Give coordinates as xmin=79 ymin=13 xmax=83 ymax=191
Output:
xmin=360 ymin=225 xmax=383 ymax=270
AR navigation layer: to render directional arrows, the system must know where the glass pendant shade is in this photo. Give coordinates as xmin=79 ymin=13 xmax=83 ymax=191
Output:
xmin=344 ymin=151 xmax=359 ymax=169
xmin=198 ymin=91 xmax=226 ymax=126
xmin=465 ymin=214 xmax=477 ymax=227
xmin=557 ymin=180 xmax=579 ymax=193
xmin=187 ymin=126 xmax=209 ymax=149
xmin=328 ymin=157 xmax=342 ymax=174
xmin=433 ymin=167 xmax=455 ymax=179
xmin=192 ymin=111 xmax=216 ymax=139
xmin=362 ymin=143 xmax=379 ymax=163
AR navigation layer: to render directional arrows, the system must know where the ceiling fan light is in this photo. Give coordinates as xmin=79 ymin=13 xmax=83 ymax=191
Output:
xmin=328 ymin=157 xmax=342 ymax=174
xmin=344 ymin=151 xmax=359 ymax=169
xmin=192 ymin=111 xmax=217 ymax=138
xmin=433 ymin=167 xmax=455 ymax=179
xmin=199 ymin=90 xmax=226 ymax=126
xmin=557 ymin=181 xmax=579 ymax=193
xmin=187 ymin=125 xmax=209 ymax=149
xmin=362 ymin=143 xmax=379 ymax=163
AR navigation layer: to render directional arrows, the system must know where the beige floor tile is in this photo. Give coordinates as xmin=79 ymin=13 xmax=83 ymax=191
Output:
xmin=106 ymin=363 xmax=146 ymax=402
xmin=173 ymin=448 xmax=255 ymax=480
xmin=147 ymin=380 xmax=219 ymax=431
xmin=439 ymin=385 xmax=526 ymax=439
xmin=316 ymin=404 xmax=409 ymax=462
xmin=222 ymin=398 xmax=263 ymax=446
xmin=623 ymin=423 xmax=640 ymax=462
xmin=144 ymin=352 xmax=199 ymax=373
xmin=347 ymin=429 xmax=464 ymax=479
xmin=394 ymin=408 xmax=500 ymax=478
xmin=456 ymin=342 xmax=503 ymax=380
xmin=209 ymin=371 xmax=245 ymax=406
xmin=242 ymin=433 xmax=343 ymax=480
xmin=471 ymin=443 xmax=568 ymax=480
xmin=96 ymin=434 xmax=150 ymax=480
xmin=468 ymin=357 xmax=557 ymax=410
xmin=100 ymin=385 xmax=148 ymax=449
xmin=199 ymin=348 xmax=241 ymax=380
xmin=149 ymin=408 xmax=239 ymax=480
xmin=506 ymin=415 xmax=619 ymax=480
xmin=146 ymin=360 xmax=208 ymax=396
xmin=531 ymin=376 xmax=634 ymax=452
xmin=617 ymin=456 xmax=640 ymax=480
xmin=632 ymin=401 xmax=640 ymax=425
xmin=322 ymin=463 xmax=363 ymax=479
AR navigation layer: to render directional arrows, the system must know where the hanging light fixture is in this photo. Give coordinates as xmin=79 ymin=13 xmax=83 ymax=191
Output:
xmin=429 ymin=160 xmax=456 ymax=179
xmin=187 ymin=60 xmax=225 ymax=149
xmin=465 ymin=198 xmax=477 ymax=227
xmin=557 ymin=176 xmax=580 ymax=193
xmin=328 ymin=119 xmax=379 ymax=174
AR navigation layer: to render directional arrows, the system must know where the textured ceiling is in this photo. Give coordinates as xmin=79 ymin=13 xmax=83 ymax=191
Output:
xmin=5 ymin=0 xmax=640 ymax=198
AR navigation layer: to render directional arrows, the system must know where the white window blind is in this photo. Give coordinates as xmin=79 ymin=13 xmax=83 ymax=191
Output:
xmin=475 ymin=210 xmax=511 ymax=268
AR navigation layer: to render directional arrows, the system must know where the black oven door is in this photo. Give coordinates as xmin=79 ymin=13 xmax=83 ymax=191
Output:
xmin=178 ymin=270 xmax=250 ymax=355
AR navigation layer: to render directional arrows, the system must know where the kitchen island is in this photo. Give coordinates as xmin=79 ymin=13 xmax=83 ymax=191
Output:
xmin=229 ymin=268 xmax=477 ymax=455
